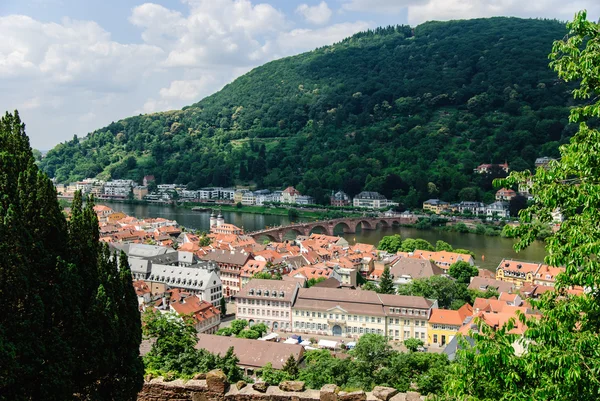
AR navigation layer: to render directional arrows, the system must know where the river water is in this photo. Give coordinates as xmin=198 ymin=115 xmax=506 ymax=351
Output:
xmin=101 ymin=202 xmax=547 ymax=271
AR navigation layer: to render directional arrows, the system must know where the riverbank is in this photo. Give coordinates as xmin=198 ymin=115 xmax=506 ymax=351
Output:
xmin=180 ymin=202 xmax=363 ymax=221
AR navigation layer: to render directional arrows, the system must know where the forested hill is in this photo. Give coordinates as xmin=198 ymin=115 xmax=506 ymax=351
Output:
xmin=41 ymin=17 xmax=576 ymax=207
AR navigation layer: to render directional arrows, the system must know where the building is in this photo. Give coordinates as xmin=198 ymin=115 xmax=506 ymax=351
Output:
xmin=330 ymin=191 xmax=350 ymax=207
xmin=241 ymin=191 xmax=256 ymax=206
xmin=422 ymin=199 xmax=449 ymax=214
xmin=201 ymin=250 xmax=251 ymax=299
xmin=143 ymin=175 xmax=155 ymax=186
xmin=535 ymin=156 xmax=556 ymax=168
xmin=485 ymin=201 xmax=510 ymax=218
xmin=389 ymin=258 xmax=443 ymax=285
xmin=353 ymin=192 xmax=397 ymax=209
xmin=235 ymin=279 xmax=301 ymax=331
xmin=295 ymin=195 xmax=315 ymax=205
xmin=146 ymin=264 xmax=222 ymax=306
xmin=169 ymin=289 xmax=221 ymax=334
xmin=240 ymin=260 xmax=267 ymax=287
xmin=104 ymin=179 xmax=135 ymax=197
xmin=427 ymin=303 xmax=473 ymax=346
xmin=455 ymin=201 xmax=486 ymax=215
xmin=281 ymin=186 xmax=301 ymax=204
xmin=473 ymin=162 xmax=509 ymax=174
xmin=467 ymin=277 xmax=515 ymax=294
xmin=133 ymin=186 xmax=148 ymax=200
xmin=495 ymin=259 xmax=561 ymax=288
xmin=292 ymin=287 xmax=435 ymax=340
xmin=195 ymin=334 xmax=304 ymax=374
xmin=233 ymin=190 xmax=246 ymax=204
xmin=409 ymin=250 xmax=475 ymax=273
xmin=495 ymin=188 xmax=516 ymax=201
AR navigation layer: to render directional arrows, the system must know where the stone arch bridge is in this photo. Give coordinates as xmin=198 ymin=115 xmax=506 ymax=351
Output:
xmin=247 ymin=216 xmax=417 ymax=243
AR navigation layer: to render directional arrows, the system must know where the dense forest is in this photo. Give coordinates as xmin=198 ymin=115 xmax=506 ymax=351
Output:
xmin=41 ymin=18 xmax=578 ymax=207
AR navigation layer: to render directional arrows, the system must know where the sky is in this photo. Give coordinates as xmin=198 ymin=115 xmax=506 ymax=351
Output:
xmin=1 ymin=0 xmax=599 ymax=150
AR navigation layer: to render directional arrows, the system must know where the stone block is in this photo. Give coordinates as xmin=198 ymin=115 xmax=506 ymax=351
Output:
xmin=320 ymin=384 xmax=340 ymax=401
xmin=338 ymin=390 xmax=366 ymax=401
xmin=236 ymin=381 xmax=247 ymax=390
xmin=206 ymin=369 xmax=228 ymax=394
xmin=279 ymin=381 xmax=306 ymax=392
xmin=372 ymin=386 xmax=398 ymax=401
xmin=193 ymin=373 xmax=207 ymax=380
xmin=253 ymin=381 xmax=269 ymax=393
xmin=389 ymin=393 xmax=407 ymax=401
xmin=405 ymin=392 xmax=421 ymax=401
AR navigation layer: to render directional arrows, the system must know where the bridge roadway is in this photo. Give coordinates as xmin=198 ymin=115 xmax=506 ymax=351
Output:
xmin=246 ymin=216 xmax=418 ymax=242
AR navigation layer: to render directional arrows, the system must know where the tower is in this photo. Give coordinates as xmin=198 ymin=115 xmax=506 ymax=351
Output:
xmin=210 ymin=211 xmax=217 ymax=228
xmin=217 ymin=212 xmax=224 ymax=227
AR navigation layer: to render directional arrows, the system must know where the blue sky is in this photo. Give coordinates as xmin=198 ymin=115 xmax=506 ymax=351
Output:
xmin=1 ymin=0 xmax=598 ymax=149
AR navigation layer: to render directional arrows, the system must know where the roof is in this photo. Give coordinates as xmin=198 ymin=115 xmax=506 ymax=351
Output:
xmin=468 ymin=277 xmax=514 ymax=293
xmin=390 ymin=258 xmax=443 ymax=280
xmin=201 ymin=249 xmax=251 ymax=266
xmin=312 ymin=277 xmax=342 ymax=288
xmin=497 ymin=259 xmax=543 ymax=274
xmin=195 ymin=334 xmax=304 ymax=369
xmin=294 ymin=287 xmax=433 ymax=316
xmin=355 ymin=191 xmax=386 ymax=200
xmin=236 ymin=279 xmax=300 ymax=303
xmin=429 ymin=304 xmax=472 ymax=326
xmin=283 ymin=186 xmax=300 ymax=195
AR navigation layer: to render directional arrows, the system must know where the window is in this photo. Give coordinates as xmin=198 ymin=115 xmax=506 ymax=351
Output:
xmin=301 ymin=311 xmax=305 ymax=316
xmin=371 ymin=317 xmax=375 ymax=323
xmin=359 ymin=316 xmax=364 ymax=322
xmin=295 ymin=310 xmax=299 ymax=316
xmin=433 ymin=334 xmax=438 ymax=343
xmin=353 ymin=315 xmax=358 ymax=321
xmin=377 ymin=318 xmax=381 ymax=324
xmin=329 ymin=314 xmax=333 ymax=319
xmin=336 ymin=314 xmax=340 ymax=319
xmin=404 ymin=331 xmax=410 ymax=338
xmin=420 ymin=332 xmax=425 ymax=340
xmin=312 ymin=312 xmax=316 ymax=318
xmin=359 ymin=327 xmax=364 ymax=334
xmin=395 ymin=330 xmax=399 ymax=336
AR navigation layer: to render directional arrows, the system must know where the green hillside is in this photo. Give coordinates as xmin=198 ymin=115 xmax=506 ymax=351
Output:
xmin=41 ymin=17 xmax=576 ymax=207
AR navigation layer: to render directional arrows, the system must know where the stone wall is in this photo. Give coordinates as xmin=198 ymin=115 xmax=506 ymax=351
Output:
xmin=137 ymin=370 xmax=424 ymax=401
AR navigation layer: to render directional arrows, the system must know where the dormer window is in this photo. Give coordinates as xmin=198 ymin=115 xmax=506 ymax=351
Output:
xmin=265 ymin=290 xmax=270 ymax=296
xmin=257 ymin=290 xmax=262 ymax=296
xmin=249 ymin=289 xmax=254 ymax=295
xmin=280 ymin=291 xmax=285 ymax=298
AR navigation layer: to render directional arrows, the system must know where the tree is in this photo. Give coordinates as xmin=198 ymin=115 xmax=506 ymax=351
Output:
xmin=448 ymin=261 xmax=478 ymax=284
xmin=397 ymin=276 xmax=468 ymax=309
xmin=288 ymin=208 xmax=299 ymax=221
xmin=282 ymin=354 xmax=299 ymax=378
xmin=378 ymin=266 xmax=396 ymax=294
xmin=443 ymin=12 xmax=600 ymax=400
xmin=361 ymin=281 xmax=379 ymax=292
xmin=252 ymin=323 xmax=269 ymax=337
xmin=0 ymin=111 xmax=143 ymax=400
xmin=259 ymin=362 xmax=290 ymax=385
xmin=377 ymin=234 xmax=403 ymax=253
xmin=306 ymin=277 xmax=326 ymax=287
xmin=400 ymin=238 xmax=434 ymax=252
xmin=220 ymin=296 xmax=227 ymax=318
xmin=230 ymin=319 xmax=249 ymax=335
xmin=404 ymin=338 xmax=424 ymax=352
xmin=435 ymin=240 xmax=453 ymax=252
xmin=508 ymin=194 xmax=528 ymax=217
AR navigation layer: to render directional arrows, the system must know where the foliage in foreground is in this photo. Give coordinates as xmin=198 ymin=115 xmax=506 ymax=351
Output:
xmin=142 ymin=310 xmax=243 ymax=382
xmin=440 ymin=11 xmax=600 ymax=401
xmin=0 ymin=111 xmax=143 ymax=400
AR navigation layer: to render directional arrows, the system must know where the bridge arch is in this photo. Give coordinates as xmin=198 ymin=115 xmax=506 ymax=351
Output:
xmin=377 ymin=219 xmax=390 ymax=229
xmin=282 ymin=227 xmax=305 ymax=240
xmin=333 ymin=221 xmax=353 ymax=234
xmin=256 ymin=233 xmax=280 ymax=243
xmin=309 ymin=224 xmax=331 ymax=235
xmin=356 ymin=220 xmax=374 ymax=231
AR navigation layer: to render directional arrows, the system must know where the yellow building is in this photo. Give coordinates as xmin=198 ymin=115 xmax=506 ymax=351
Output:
xmin=292 ymin=287 xmax=435 ymax=340
xmin=427 ymin=303 xmax=472 ymax=346
xmin=233 ymin=190 xmax=246 ymax=204
xmin=495 ymin=259 xmax=545 ymax=288
xmin=422 ymin=199 xmax=450 ymax=214
xmin=133 ymin=186 xmax=148 ymax=200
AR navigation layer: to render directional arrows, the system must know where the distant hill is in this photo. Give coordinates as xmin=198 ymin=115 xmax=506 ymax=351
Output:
xmin=41 ymin=17 xmax=574 ymax=207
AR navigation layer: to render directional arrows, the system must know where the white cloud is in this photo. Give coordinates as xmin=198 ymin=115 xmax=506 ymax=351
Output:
xmin=159 ymin=77 xmax=218 ymax=101
xmin=19 ymin=97 xmax=41 ymax=110
xmin=406 ymin=0 xmax=600 ymax=25
xmin=341 ymin=0 xmax=424 ymax=14
xmin=296 ymin=2 xmax=333 ymax=25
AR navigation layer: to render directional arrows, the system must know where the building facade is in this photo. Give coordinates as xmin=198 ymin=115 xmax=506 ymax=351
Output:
xmin=235 ymin=279 xmax=301 ymax=331
xmin=292 ymin=287 xmax=435 ymax=340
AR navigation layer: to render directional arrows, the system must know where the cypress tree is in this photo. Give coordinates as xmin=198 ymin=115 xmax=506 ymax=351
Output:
xmin=0 ymin=111 xmax=143 ymax=400
xmin=378 ymin=266 xmax=396 ymax=294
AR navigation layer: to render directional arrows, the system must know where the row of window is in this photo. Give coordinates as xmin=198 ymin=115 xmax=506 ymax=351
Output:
xmin=239 ymin=308 xmax=290 ymax=318
xmin=239 ymin=298 xmax=289 ymax=308
xmin=295 ymin=321 xmax=385 ymax=335
xmin=389 ymin=319 xmax=427 ymax=327
xmin=388 ymin=307 xmax=427 ymax=316
xmin=431 ymin=324 xmax=459 ymax=331
xmin=210 ymin=286 xmax=222 ymax=294
xmin=388 ymin=330 xmax=426 ymax=340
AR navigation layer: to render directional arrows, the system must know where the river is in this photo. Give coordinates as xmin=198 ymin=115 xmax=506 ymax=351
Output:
xmin=100 ymin=202 xmax=547 ymax=271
